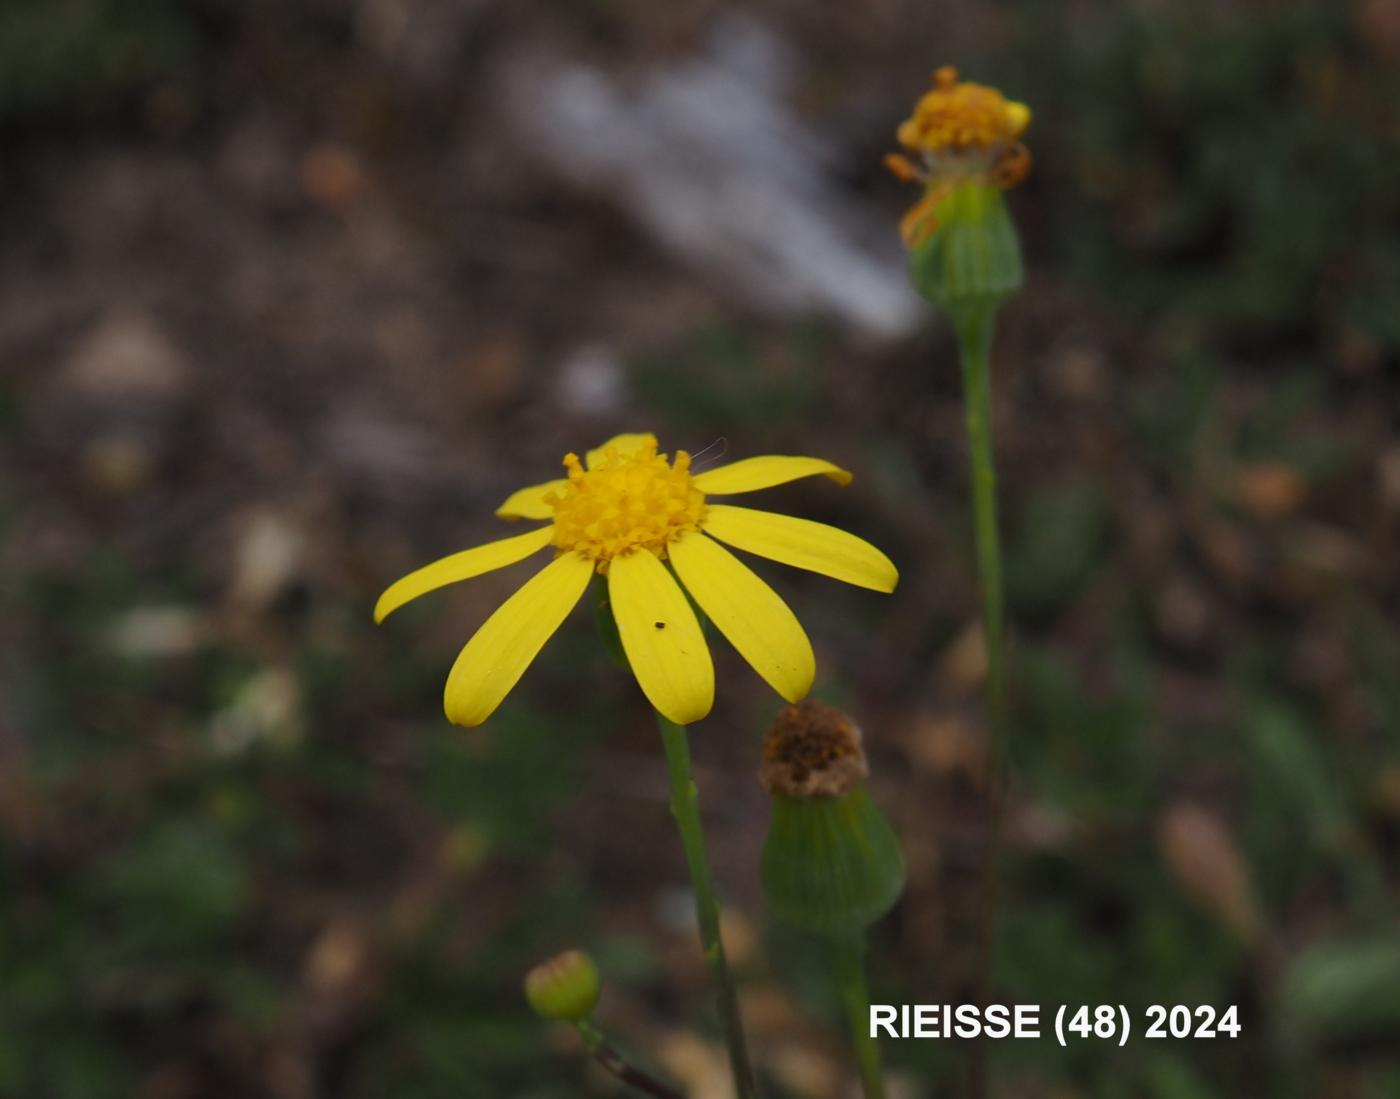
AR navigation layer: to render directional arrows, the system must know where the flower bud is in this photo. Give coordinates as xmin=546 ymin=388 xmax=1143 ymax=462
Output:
xmin=759 ymin=702 xmax=905 ymax=939
xmin=524 ymin=949 xmax=601 ymax=1022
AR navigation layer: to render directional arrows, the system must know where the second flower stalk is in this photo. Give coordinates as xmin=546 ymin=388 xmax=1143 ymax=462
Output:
xmin=888 ymin=64 xmax=1031 ymax=1098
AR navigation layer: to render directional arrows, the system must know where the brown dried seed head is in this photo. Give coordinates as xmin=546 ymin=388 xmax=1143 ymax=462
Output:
xmin=760 ymin=700 xmax=869 ymax=798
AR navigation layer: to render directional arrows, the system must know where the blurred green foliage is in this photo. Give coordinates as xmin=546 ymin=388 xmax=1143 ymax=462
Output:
xmin=0 ymin=0 xmax=193 ymax=122
xmin=628 ymin=322 xmax=828 ymax=435
xmin=1283 ymin=937 xmax=1400 ymax=1055
xmin=2 ymin=541 xmax=623 ymax=1097
xmin=1020 ymin=0 xmax=1400 ymax=354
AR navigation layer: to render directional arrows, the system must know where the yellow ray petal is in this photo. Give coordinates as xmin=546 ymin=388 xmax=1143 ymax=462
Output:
xmin=374 ymin=525 xmax=555 ymax=623
xmin=703 ymin=505 xmax=898 ymax=593
xmin=443 ymin=551 xmax=593 ymax=727
xmin=586 ymin=433 xmax=658 ymax=470
xmin=495 ymin=478 xmax=569 ymax=520
xmin=669 ymin=531 xmax=814 ymax=703
xmin=691 ymin=455 xmax=853 ymax=495
xmin=608 ymin=549 xmax=714 ymax=724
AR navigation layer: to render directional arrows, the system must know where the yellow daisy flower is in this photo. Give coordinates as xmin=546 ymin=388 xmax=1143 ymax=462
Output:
xmin=375 ymin=433 xmax=898 ymax=728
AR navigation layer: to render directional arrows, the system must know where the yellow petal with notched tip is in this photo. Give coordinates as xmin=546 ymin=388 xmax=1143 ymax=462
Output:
xmin=586 ymin=433 xmax=658 ymax=470
xmin=374 ymin=525 xmax=555 ymax=623
xmin=443 ymin=551 xmax=593 ymax=727
xmin=608 ymin=549 xmax=713 ymax=724
xmin=669 ymin=531 xmax=814 ymax=703
xmin=702 ymin=505 xmax=898 ymax=593
xmin=691 ymin=455 xmax=853 ymax=495
xmin=496 ymin=479 xmax=569 ymax=520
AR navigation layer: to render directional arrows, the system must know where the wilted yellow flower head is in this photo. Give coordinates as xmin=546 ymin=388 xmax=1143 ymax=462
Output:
xmin=885 ymin=66 xmax=1032 ymax=247
xmin=896 ymin=66 xmax=1030 ymax=154
xmin=376 ymin=433 xmax=898 ymax=728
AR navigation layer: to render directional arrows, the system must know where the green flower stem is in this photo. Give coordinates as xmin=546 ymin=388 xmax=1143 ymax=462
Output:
xmin=832 ymin=935 xmax=886 ymax=1099
xmin=655 ymin=711 xmax=760 ymax=1099
xmin=953 ymin=303 xmax=1009 ymax=762
xmin=952 ymin=301 xmax=1009 ymax=1099
xmin=576 ymin=1020 xmax=686 ymax=1099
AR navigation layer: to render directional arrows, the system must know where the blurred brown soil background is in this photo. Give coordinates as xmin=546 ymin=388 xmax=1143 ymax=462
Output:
xmin=2 ymin=1 xmax=1399 ymax=1097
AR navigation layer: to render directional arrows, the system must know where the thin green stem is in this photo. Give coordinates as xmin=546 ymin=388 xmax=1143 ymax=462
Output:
xmin=655 ymin=711 xmax=760 ymax=1099
xmin=954 ymin=303 xmax=1009 ymax=758
xmin=831 ymin=936 xmax=885 ymax=1099
xmin=952 ymin=301 xmax=1009 ymax=1099
xmin=576 ymin=1020 xmax=686 ymax=1099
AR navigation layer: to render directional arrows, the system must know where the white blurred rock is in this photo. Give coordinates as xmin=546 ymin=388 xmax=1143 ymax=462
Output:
xmin=228 ymin=510 xmax=305 ymax=611
xmin=497 ymin=16 xmax=922 ymax=342
xmin=60 ymin=310 xmax=188 ymax=400
xmin=557 ymin=343 xmax=625 ymax=417
xmin=106 ymin=605 xmax=210 ymax=658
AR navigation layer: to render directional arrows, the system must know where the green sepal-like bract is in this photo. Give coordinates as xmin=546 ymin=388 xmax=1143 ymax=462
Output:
xmin=592 ymin=578 xmax=629 ymax=670
xmin=910 ymin=181 xmax=1023 ymax=314
xmin=762 ymin=786 xmax=906 ymax=939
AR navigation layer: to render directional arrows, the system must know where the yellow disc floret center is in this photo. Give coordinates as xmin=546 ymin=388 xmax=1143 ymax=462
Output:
xmin=896 ymin=65 xmax=1031 ymax=155
xmin=547 ymin=438 xmax=706 ymax=568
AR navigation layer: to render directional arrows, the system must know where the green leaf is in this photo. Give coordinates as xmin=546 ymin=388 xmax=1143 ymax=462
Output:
xmin=1282 ymin=934 xmax=1400 ymax=1053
